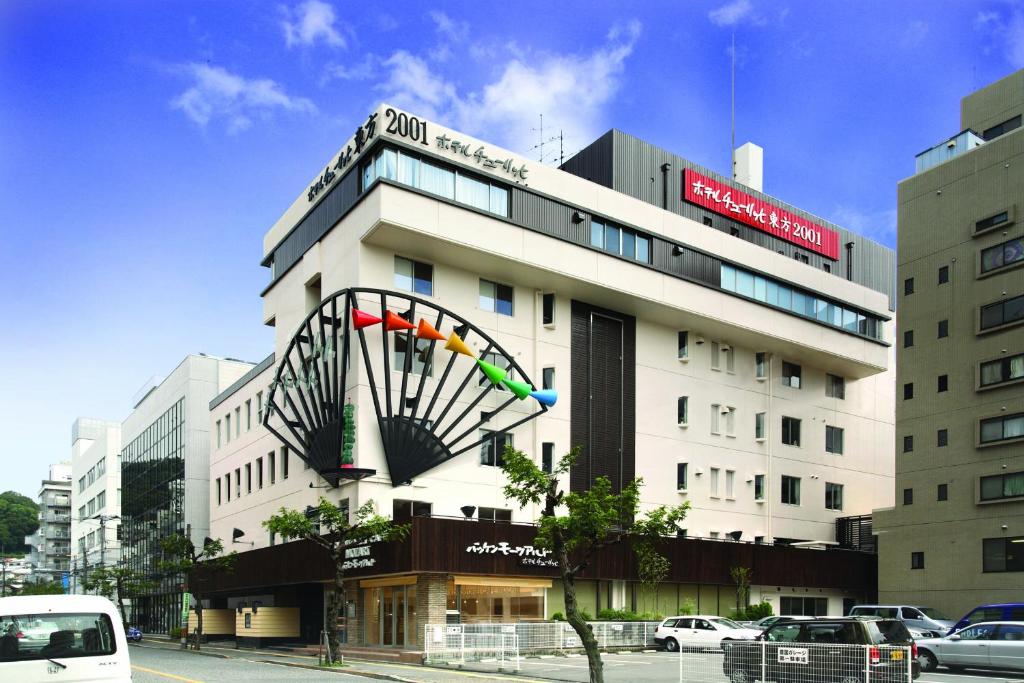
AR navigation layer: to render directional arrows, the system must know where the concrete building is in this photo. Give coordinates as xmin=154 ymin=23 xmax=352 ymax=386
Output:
xmin=25 ymin=463 xmax=73 ymax=585
xmin=70 ymin=417 xmax=122 ymax=594
xmin=200 ymin=104 xmax=896 ymax=649
xmin=876 ymin=69 xmax=1024 ymax=617
xmin=120 ymin=354 xmax=253 ymax=633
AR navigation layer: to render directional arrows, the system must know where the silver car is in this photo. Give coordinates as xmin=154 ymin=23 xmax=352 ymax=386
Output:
xmin=916 ymin=621 xmax=1024 ymax=672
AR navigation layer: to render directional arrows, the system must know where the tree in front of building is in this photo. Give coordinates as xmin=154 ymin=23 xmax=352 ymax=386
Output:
xmin=730 ymin=566 xmax=752 ymax=617
xmin=262 ymin=498 xmax=409 ymax=665
xmin=0 ymin=491 xmax=40 ymax=554
xmin=501 ymin=446 xmax=689 ymax=683
xmin=159 ymin=534 xmax=235 ymax=650
xmin=83 ymin=566 xmax=153 ymax=625
xmin=18 ymin=580 xmax=65 ymax=595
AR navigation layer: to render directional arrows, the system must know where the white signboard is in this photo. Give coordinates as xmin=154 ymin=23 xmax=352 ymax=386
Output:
xmin=777 ymin=647 xmax=809 ymax=664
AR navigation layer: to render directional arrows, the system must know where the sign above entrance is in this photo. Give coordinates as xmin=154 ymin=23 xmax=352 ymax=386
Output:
xmin=684 ymin=169 xmax=840 ymax=260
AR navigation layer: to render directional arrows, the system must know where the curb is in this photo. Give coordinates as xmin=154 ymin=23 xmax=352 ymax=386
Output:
xmin=131 ymin=641 xmax=230 ymax=659
xmin=260 ymin=659 xmax=418 ymax=682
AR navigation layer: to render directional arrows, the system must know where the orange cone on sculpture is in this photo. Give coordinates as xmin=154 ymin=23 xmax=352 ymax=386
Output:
xmin=416 ymin=319 xmax=447 ymax=341
xmin=384 ymin=311 xmax=415 ymax=331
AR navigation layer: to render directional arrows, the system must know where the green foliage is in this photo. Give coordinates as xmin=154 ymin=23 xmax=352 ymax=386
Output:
xmin=159 ymin=534 xmax=235 ymax=575
xmin=19 ymin=581 xmax=64 ymax=595
xmin=745 ymin=601 xmax=773 ymax=620
xmin=578 ymin=609 xmax=593 ymax=622
xmin=596 ymin=608 xmax=664 ymax=622
xmin=0 ymin=491 xmax=40 ymax=554
xmin=552 ymin=612 xmax=565 ymax=621
xmin=678 ymin=598 xmax=696 ymax=616
xmin=83 ymin=566 xmax=154 ymax=623
xmin=730 ymin=566 xmax=752 ymax=611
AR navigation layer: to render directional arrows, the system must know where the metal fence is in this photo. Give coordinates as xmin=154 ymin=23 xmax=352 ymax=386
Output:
xmin=423 ymin=621 xmax=660 ymax=664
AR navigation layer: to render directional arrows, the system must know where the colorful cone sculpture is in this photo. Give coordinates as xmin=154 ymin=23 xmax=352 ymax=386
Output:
xmin=502 ymin=378 xmax=533 ymax=399
xmin=444 ymin=332 xmax=474 ymax=357
xmin=384 ymin=310 xmax=415 ymax=331
xmin=416 ymin=319 xmax=447 ymax=341
xmin=477 ymin=358 xmax=507 ymax=386
xmin=529 ymin=389 xmax=558 ymax=407
xmin=352 ymin=308 xmax=383 ymax=330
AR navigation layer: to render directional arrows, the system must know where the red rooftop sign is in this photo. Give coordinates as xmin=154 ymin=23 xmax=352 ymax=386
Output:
xmin=684 ymin=169 xmax=839 ymax=260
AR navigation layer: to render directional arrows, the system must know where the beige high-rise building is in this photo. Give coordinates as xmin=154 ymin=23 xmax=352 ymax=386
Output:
xmin=876 ymin=69 xmax=1024 ymax=619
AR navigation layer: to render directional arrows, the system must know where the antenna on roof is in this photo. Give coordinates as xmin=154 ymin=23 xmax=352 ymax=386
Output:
xmin=529 ymin=115 xmax=567 ymax=166
xmin=731 ymin=30 xmax=736 ymax=180
xmin=532 ymin=114 xmax=544 ymax=162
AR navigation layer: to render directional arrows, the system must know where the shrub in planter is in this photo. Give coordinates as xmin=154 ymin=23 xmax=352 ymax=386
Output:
xmin=745 ymin=601 xmax=773 ymax=620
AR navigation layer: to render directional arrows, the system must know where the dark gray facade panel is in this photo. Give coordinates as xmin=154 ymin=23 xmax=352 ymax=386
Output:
xmin=558 ymin=130 xmax=614 ymax=188
xmin=652 ymin=239 xmax=721 ymax=287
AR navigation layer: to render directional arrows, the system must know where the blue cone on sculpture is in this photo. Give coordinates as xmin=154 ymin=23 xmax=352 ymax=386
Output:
xmin=529 ymin=389 xmax=558 ymax=407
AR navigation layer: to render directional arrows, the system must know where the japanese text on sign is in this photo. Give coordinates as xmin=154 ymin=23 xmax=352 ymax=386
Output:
xmin=466 ymin=541 xmax=550 ymax=557
xmin=307 ymin=112 xmax=379 ymax=202
xmin=684 ymin=169 xmax=839 ymax=259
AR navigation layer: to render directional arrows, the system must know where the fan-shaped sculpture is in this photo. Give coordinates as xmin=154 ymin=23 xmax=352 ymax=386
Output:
xmin=262 ymin=288 xmax=555 ymax=487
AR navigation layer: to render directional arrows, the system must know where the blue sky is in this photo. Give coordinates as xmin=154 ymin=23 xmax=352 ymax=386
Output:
xmin=1 ymin=0 xmax=1022 ymax=498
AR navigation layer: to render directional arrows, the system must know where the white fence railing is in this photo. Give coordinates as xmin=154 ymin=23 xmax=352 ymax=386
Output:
xmin=698 ymin=639 xmax=913 ymax=683
xmin=423 ymin=621 xmax=660 ymax=664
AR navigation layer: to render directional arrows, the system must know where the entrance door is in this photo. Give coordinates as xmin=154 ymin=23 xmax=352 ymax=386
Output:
xmin=368 ymin=585 xmax=414 ymax=648
xmin=382 ymin=587 xmax=395 ymax=646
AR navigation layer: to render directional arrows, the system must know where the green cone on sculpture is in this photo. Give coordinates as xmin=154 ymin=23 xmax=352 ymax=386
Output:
xmin=502 ymin=378 xmax=533 ymax=399
xmin=476 ymin=358 xmax=507 ymax=385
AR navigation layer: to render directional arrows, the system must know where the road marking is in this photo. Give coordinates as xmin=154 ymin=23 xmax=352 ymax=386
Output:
xmin=131 ymin=664 xmax=203 ymax=682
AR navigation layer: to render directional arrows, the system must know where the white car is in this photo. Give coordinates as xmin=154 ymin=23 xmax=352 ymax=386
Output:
xmin=916 ymin=621 xmax=1024 ymax=672
xmin=654 ymin=615 xmax=762 ymax=651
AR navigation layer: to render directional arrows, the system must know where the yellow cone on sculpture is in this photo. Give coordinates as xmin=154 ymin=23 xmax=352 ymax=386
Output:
xmin=502 ymin=378 xmax=533 ymax=399
xmin=477 ymin=358 xmax=507 ymax=385
xmin=444 ymin=332 xmax=474 ymax=357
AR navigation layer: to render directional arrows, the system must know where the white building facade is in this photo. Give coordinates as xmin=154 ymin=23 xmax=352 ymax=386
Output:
xmin=26 ymin=463 xmax=73 ymax=585
xmin=70 ymin=417 xmax=122 ymax=593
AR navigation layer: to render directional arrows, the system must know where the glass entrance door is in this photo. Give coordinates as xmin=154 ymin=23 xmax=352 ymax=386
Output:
xmin=382 ymin=587 xmax=395 ymax=646
xmin=365 ymin=584 xmax=417 ymax=648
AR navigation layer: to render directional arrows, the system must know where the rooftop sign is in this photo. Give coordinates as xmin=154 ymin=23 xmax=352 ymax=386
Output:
xmin=684 ymin=169 xmax=840 ymax=260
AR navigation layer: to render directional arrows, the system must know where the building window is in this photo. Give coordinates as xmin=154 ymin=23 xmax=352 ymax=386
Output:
xmin=754 ymin=474 xmax=765 ymax=501
xmin=755 ymin=412 xmax=766 ymax=440
xmin=710 ymin=404 xmax=721 ymax=434
xmin=78 ymin=477 xmax=85 ymax=493
xmin=904 ymin=383 xmax=914 ymax=400
xmin=724 ymin=345 xmax=735 ymax=373
xmin=825 ymin=482 xmax=844 ymax=511
xmin=780 ymin=597 xmax=828 ymax=617
xmin=781 ymin=417 xmax=801 ymax=446
xmin=980 ymin=471 xmax=1024 ymax=501
xmin=479 ymin=279 xmax=514 ymax=316
xmin=983 ymin=114 xmax=1022 ymax=141
xmin=542 ymin=443 xmax=553 ymax=473
xmin=678 ymin=332 xmax=690 ymax=360
xmin=937 ymin=429 xmax=948 ymax=447
xmin=676 ymin=463 xmax=688 ymax=491
xmin=235 ymin=407 xmax=241 ymax=437
xmin=393 ymin=499 xmax=432 ymax=522
xmin=710 ymin=341 xmax=721 ymax=370
xmin=976 ymin=210 xmax=1010 ymax=233
xmin=394 ymin=256 xmax=433 ymax=296
xmin=395 ymin=334 xmax=433 ymax=376
xmin=245 ymin=400 xmax=252 ymax=431
xmin=903 ymin=435 xmax=914 ymax=453
xmin=781 ymin=475 xmax=801 ymax=505
xmin=234 ymin=468 xmax=241 ymax=499
xmin=225 ymin=414 xmax=231 ymax=443
xmin=480 ymin=431 xmax=513 ymax=467
xmin=938 ymin=374 xmax=948 ymax=392
xmin=795 ymin=253 xmax=809 ymax=264
xmin=904 ymin=278 xmax=914 ymax=295
xmin=980 ymin=353 xmax=1024 ymax=387
xmin=782 ymin=361 xmax=801 ymax=389
xmin=724 ymin=406 xmax=736 ymax=436
xmin=256 ymin=457 xmax=264 ymax=489
xmin=937 ymin=483 xmax=948 ymax=501
xmin=477 ymin=507 xmax=512 ymax=523
xmin=904 ymin=330 xmax=914 ymax=348
xmin=981 ymin=293 xmax=1024 ymax=330
xmin=709 ymin=467 xmax=720 ymax=497
xmin=938 ymin=265 xmax=949 ymax=284
xmin=590 ymin=219 xmax=651 ymax=264
xmin=542 ymin=367 xmax=555 ymax=391
xmin=542 ymin=293 xmax=555 ymax=326
xmin=826 ymin=425 xmax=844 ymax=454
xmin=755 ymin=352 xmax=766 ymax=379
xmin=980 ymin=413 xmax=1024 ymax=444
xmin=982 ymin=237 xmax=1024 ymax=274
xmin=245 ymin=463 xmax=252 ymax=494
xmin=269 ymin=451 xmax=276 ymax=485
xmin=903 ymin=488 xmax=913 ymax=505
xmin=725 ymin=469 xmax=735 ymax=498
xmin=911 ymin=552 xmax=924 ymax=570
xmin=677 ymin=397 xmax=689 ymax=426
xmin=703 ymin=216 xmax=713 ymax=227
xmin=216 ymin=420 xmax=222 ymax=448
xmin=937 ymin=319 xmax=948 ymax=338
xmin=225 ymin=477 xmax=231 ymax=502
xmin=215 ymin=478 xmax=221 ymax=506
xmin=983 ymin=536 xmax=1024 ymax=572
xmin=281 ymin=446 xmax=289 ymax=479
xmin=826 ymin=374 xmax=845 ymax=399
xmin=269 ymin=531 xmax=276 ymax=546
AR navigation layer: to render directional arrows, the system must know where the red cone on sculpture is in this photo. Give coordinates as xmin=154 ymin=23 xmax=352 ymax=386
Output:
xmin=352 ymin=308 xmax=382 ymax=330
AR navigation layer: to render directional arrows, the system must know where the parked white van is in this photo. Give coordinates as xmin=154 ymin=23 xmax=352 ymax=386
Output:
xmin=0 ymin=594 xmax=131 ymax=682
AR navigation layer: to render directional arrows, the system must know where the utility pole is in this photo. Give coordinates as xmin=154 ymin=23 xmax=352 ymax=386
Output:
xmin=2 ymin=542 xmax=6 ymax=597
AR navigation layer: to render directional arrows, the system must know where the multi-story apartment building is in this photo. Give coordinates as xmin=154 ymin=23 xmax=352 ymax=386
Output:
xmin=876 ymin=69 xmax=1024 ymax=617
xmin=25 ymin=463 xmax=73 ymax=585
xmin=198 ymin=105 xmax=896 ymax=649
xmin=120 ymin=354 xmax=253 ymax=633
xmin=70 ymin=417 xmax=122 ymax=594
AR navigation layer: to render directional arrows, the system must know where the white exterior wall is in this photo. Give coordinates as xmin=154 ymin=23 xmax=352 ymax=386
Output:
xmin=70 ymin=418 xmax=122 ymax=590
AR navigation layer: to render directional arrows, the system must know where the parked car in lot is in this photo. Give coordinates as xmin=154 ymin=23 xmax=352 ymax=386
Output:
xmin=722 ymin=617 xmax=920 ymax=683
xmin=749 ymin=615 xmax=814 ymax=632
xmin=950 ymin=604 xmax=1024 ymax=634
xmin=654 ymin=615 xmax=762 ymax=651
xmin=849 ymin=605 xmax=954 ymax=638
xmin=916 ymin=621 xmax=1024 ymax=672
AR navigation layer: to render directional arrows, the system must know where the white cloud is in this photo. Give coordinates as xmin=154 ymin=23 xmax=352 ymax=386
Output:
xmin=708 ymin=0 xmax=765 ymax=27
xmin=376 ymin=20 xmax=643 ymax=156
xmin=171 ymin=63 xmax=317 ymax=133
xmin=282 ymin=0 xmax=345 ymax=48
xmin=430 ymin=10 xmax=469 ymax=42
xmin=830 ymin=205 xmax=897 ymax=247
xmin=323 ymin=54 xmax=379 ymax=82
xmin=973 ymin=6 xmax=1024 ymax=67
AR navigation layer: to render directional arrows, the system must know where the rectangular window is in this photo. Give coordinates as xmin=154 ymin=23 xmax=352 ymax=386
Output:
xmin=216 ymin=420 xmax=222 ymax=448
xmin=903 ymin=488 xmax=913 ymax=505
xmin=677 ymin=463 xmax=688 ymax=491
xmin=709 ymin=467 xmax=720 ymax=497
xmin=937 ymin=319 xmax=948 ymax=338
xmin=937 ymin=429 xmax=948 ymax=447
xmin=980 ymin=471 xmax=1024 ymax=501
xmin=225 ymin=477 xmax=231 ymax=502
xmin=394 ymin=334 xmax=433 ymax=376
xmin=980 ymin=413 xmax=1024 ymax=444
xmin=393 ymin=499 xmax=433 ymax=521
xmin=542 ymin=293 xmax=555 ymax=326
xmin=479 ymin=431 xmax=513 ymax=467
xmin=938 ymin=374 xmax=948 ymax=392
xmin=754 ymin=474 xmax=765 ymax=501
xmin=782 ymin=361 xmax=801 ymax=389
xmin=710 ymin=404 xmax=721 ymax=434
xmin=903 ymin=435 xmax=914 ymax=453
xmin=983 ymin=114 xmax=1022 ymax=141
xmin=826 ymin=425 xmax=844 ymax=454
xmin=980 ymin=353 xmax=1024 ymax=387
xmin=282 ymin=446 xmax=289 ymax=479
xmin=256 ymin=391 xmax=263 ymax=424
xmin=225 ymin=414 xmax=231 ymax=443
xmin=234 ymin=468 xmax=241 ymax=498
xmin=245 ymin=400 xmax=251 ymax=431
xmin=477 ymin=507 xmax=513 ymax=523
xmin=479 ymin=279 xmax=514 ymax=316
xmin=904 ymin=330 xmax=914 ymax=348
xmin=710 ymin=342 xmax=721 ymax=370
xmin=976 ymin=210 xmax=1011 ymax=232
xmin=755 ymin=412 xmax=765 ymax=440
xmin=589 ymin=220 xmax=650 ymax=263
xmin=725 ymin=469 xmax=735 ymax=498
xmin=78 ymin=477 xmax=85 ymax=493
xmin=678 ymin=331 xmax=689 ymax=360
xmin=826 ymin=374 xmax=845 ymax=399
xmin=755 ymin=351 xmax=766 ymax=379
xmin=904 ymin=383 xmax=914 ymax=400
xmin=256 ymin=457 xmax=264 ymax=489
xmin=235 ymin=407 xmax=240 ymax=437
xmin=781 ymin=416 xmax=801 ymax=446
xmin=781 ymin=475 xmax=801 ymax=505
xmin=542 ymin=443 xmax=553 ymax=473
xmin=677 ymin=396 xmax=689 ymax=426
xmin=981 ymin=294 xmax=1024 ymax=330
xmin=904 ymin=277 xmax=914 ymax=295
xmin=725 ymin=346 xmax=735 ymax=373
xmin=542 ymin=367 xmax=555 ymax=391
xmin=938 ymin=265 xmax=949 ymax=284
xmin=724 ymin=406 xmax=736 ymax=436
xmin=269 ymin=451 xmax=276 ymax=485
xmin=394 ymin=256 xmax=434 ymax=296
xmin=245 ymin=463 xmax=252 ymax=494
xmin=983 ymin=536 xmax=1024 ymax=572
xmin=911 ymin=552 xmax=924 ymax=569
xmin=825 ymin=482 xmax=843 ymax=511
xmin=937 ymin=483 xmax=948 ymax=501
